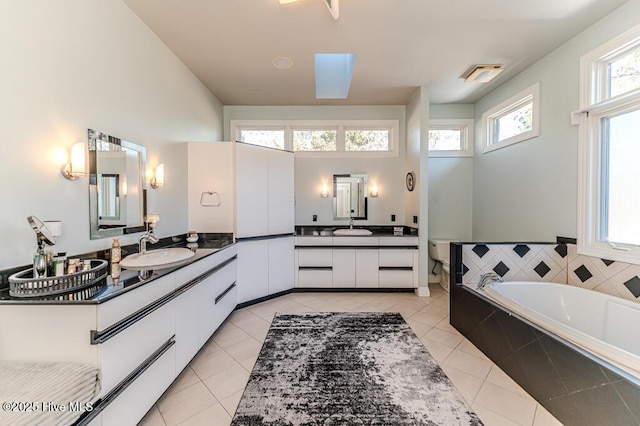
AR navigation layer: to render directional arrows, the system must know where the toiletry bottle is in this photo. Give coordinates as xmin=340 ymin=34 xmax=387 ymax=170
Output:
xmin=33 ymin=246 xmax=46 ymax=279
xmin=111 ymin=238 xmax=121 ymax=279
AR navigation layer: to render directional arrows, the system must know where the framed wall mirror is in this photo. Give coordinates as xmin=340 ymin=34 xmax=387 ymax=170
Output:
xmin=88 ymin=129 xmax=147 ymax=239
xmin=333 ymin=173 xmax=368 ymax=220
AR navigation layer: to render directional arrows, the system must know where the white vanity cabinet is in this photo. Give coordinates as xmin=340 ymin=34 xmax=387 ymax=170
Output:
xmin=0 ymin=245 xmax=238 ymax=426
xmin=294 ymin=236 xmax=418 ymax=289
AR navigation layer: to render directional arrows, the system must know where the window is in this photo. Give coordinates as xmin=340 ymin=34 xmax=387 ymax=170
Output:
xmin=481 ymin=83 xmax=540 ymax=153
xmin=230 ymin=120 xmax=399 ymax=157
xmin=428 ymin=119 xmax=474 ymax=157
xmin=578 ymin=23 xmax=640 ymax=264
xmin=238 ymin=128 xmax=284 ymax=149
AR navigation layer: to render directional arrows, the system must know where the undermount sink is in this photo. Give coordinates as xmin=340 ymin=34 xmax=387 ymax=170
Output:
xmin=120 ymin=247 xmax=195 ymax=270
xmin=333 ymin=228 xmax=373 ymax=236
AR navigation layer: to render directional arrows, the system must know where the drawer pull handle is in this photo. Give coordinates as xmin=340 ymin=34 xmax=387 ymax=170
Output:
xmin=298 ymin=266 xmax=333 ymax=271
xmin=379 ymin=266 xmax=413 ymax=271
xmin=215 ymin=282 xmax=236 ymax=305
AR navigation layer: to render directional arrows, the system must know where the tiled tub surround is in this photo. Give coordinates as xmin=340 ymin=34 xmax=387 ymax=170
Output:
xmin=451 ymin=242 xmax=640 ymax=425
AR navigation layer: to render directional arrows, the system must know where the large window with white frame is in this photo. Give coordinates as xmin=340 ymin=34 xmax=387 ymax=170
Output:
xmin=230 ymin=120 xmax=399 ymax=157
xmin=481 ymin=83 xmax=540 ymax=153
xmin=428 ymin=119 xmax=474 ymax=157
xmin=578 ymin=22 xmax=640 ymax=264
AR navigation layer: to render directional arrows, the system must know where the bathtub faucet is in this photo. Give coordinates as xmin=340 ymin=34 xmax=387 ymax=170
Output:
xmin=477 ymin=272 xmax=503 ymax=290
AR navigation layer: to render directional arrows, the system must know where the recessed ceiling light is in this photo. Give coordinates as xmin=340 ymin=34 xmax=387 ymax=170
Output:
xmin=462 ymin=64 xmax=504 ymax=83
xmin=272 ymin=56 xmax=294 ymax=69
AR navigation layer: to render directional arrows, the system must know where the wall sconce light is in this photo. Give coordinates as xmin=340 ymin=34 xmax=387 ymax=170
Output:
xmin=370 ymin=183 xmax=379 ymax=198
xmin=150 ymin=163 xmax=165 ymax=189
xmin=320 ymin=182 xmax=329 ymax=198
xmin=61 ymin=142 xmax=87 ymax=180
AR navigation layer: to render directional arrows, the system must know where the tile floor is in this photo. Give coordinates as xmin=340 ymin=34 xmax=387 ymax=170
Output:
xmin=139 ymin=286 xmax=563 ymax=426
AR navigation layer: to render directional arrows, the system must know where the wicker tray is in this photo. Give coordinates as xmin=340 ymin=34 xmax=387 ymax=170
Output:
xmin=8 ymin=259 xmax=108 ymax=298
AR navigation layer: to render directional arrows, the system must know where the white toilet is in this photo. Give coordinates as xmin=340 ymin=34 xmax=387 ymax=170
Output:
xmin=428 ymin=239 xmax=458 ymax=292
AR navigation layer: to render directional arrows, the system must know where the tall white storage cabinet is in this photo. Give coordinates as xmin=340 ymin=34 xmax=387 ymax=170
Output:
xmin=187 ymin=142 xmax=295 ymax=305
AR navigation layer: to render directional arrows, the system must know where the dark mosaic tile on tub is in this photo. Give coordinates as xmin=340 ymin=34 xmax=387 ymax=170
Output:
xmin=623 ymin=276 xmax=640 ymax=298
xmin=574 ymin=265 xmax=593 ymax=283
xmin=601 ymin=258 xmax=615 ymax=267
xmin=472 ymin=244 xmax=490 ymax=258
xmin=513 ymin=244 xmax=531 ymax=258
xmin=493 ymin=261 xmax=510 ymax=277
xmin=534 ymin=261 xmax=551 ymax=278
xmin=554 ymin=244 xmax=568 ymax=258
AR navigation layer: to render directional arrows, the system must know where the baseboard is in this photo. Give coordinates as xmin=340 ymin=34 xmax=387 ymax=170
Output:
xmin=414 ymin=286 xmax=431 ymax=297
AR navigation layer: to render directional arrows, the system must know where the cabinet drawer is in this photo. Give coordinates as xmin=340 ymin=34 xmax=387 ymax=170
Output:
xmin=378 ymin=249 xmax=414 ymax=267
xmin=379 ymin=270 xmax=415 ymax=288
xmin=298 ymin=249 xmax=332 ymax=266
xmin=101 ymin=344 xmax=175 ymax=426
xmin=98 ymin=299 xmax=175 ymax=397
xmin=379 ymin=236 xmax=418 ymax=246
xmin=214 ymin=283 xmax=237 ymax=331
xmin=297 ymin=270 xmax=332 ymax=288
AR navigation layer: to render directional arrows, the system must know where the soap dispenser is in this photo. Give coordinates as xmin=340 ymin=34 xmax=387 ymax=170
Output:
xmin=111 ymin=238 xmax=121 ymax=279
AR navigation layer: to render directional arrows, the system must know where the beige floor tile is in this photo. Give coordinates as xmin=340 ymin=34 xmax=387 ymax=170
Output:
xmin=166 ymin=366 xmax=201 ymax=396
xmin=219 ymin=389 xmax=245 ymax=417
xmin=241 ymin=354 xmax=259 ymax=372
xmin=408 ymin=307 xmax=448 ymax=327
xmin=533 ymin=404 xmax=563 ymax=426
xmin=227 ymin=309 xmax=261 ymax=327
xmin=196 ymin=339 xmax=224 ymax=358
xmin=405 ymin=318 xmax=433 ymax=338
xmin=157 ymin=382 xmax=217 ymax=426
xmin=471 ymin=403 xmax=520 ymax=426
xmin=224 ymin=337 xmax=263 ymax=363
xmin=420 ymin=336 xmax=455 ymax=364
xmin=212 ymin=323 xmax=252 ymax=349
xmin=203 ymin=364 xmax=251 ymax=401
xmin=485 ymin=365 xmax=530 ymax=397
xmin=238 ymin=318 xmax=271 ymax=341
xmin=190 ymin=348 xmax=239 ymax=380
xmin=423 ymin=328 xmax=464 ymax=348
xmin=456 ymin=338 xmax=490 ymax=361
xmin=177 ymin=403 xmax=231 ymax=426
xmin=434 ymin=317 xmax=462 ymax=335
xmin=384 ymin=302 xmax=422 ymax=318
xmin=138 ymin=405 xmax=166 ymax=426
xmin=444 ymin=349 xmax=493 ymax=380
xmin=440 ymin=364 xmax=484 ymax=405
xmin=474 ymin=381 xmax=537 ymax=425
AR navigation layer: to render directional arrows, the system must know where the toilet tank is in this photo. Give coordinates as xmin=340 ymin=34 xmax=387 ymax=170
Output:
xmin=428 ymin=239 xmax=457 ymax=263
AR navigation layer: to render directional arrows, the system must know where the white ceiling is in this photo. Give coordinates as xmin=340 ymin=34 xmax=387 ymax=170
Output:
xmin=123 ymin=0 xmax=629 ymax=106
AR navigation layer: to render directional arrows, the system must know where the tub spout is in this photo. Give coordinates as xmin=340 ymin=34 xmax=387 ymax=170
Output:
xmin=477 ymin=272 xmax=503 ymax=290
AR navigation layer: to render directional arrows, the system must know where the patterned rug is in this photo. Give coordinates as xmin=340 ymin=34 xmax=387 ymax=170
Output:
xmin=231 ymin=312 xmax=482 ymax=425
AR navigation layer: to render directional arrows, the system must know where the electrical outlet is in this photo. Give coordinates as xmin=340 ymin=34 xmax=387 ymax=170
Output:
xmin=391 ymin=214 xmax=396 ymax=222
xmin=413 ymin=215 xmax=418 ymax=224
xmin=312 ymin=215 xmax=317 ymax=222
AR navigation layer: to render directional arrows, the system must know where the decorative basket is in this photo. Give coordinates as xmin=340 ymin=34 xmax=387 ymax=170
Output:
xmin=8 ymin=259 xmax=108 ymax=298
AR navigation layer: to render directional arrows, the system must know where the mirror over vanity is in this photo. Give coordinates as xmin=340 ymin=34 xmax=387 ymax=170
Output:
xmin=333 ymin=173 xmax=368 ymax=220
xmin=89 ymin=129 xmax=147 ymax=239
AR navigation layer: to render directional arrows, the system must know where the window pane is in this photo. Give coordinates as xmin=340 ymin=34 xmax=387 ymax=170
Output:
xmin=239 ymin=130 xmax=284 ymax=149
xmin=429 ymin=129 xmax=462 ymax=150
xmin=495 ymin=101 xmax=533 ymax=143
xmin=293 ymin=130 xmax=337 ymax=151
xmin=609 ymin=48 xmax=640 ymax=98
xmin=602 ymin=108 xmax=640 ymax=245
xmin=345 ymin=130 xmax=389 ymax=151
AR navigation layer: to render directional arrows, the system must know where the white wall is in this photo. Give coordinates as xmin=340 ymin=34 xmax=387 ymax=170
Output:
xmin=0 ymin=1 xmax=223 ymax=269
xmin=472 ymin=0 xmax=640 ymax=242
xmin=223 ymin=106 xmax=407 ymax=226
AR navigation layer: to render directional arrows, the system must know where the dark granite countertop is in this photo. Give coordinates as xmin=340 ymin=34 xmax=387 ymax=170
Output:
xmin=0 ymin=233 xmax=235 ymax=305
xmin=295 ymin=225 xmax=418 ymax=237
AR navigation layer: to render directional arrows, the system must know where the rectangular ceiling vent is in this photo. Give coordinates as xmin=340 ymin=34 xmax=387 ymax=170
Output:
xmin=462 ymin=64 xmax=504 ymax=83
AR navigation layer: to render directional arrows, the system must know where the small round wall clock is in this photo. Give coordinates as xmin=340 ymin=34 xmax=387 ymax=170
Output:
xmin=406 ymin=172 xmax=415 ymax=191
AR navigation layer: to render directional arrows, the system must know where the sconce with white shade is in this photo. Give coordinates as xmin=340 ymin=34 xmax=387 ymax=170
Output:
xmin=320 ymin=182 xmax=329 ymax=198
xmin=150 ymin=163 xmax=165 ymax=189
xmin=370 ymin=183 xmax=379 ymax=198
xmin=61 ymin=142 xmax=87 ymax=180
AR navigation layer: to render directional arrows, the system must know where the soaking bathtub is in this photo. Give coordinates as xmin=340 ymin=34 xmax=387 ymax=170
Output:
xmin=482 ymin=281 xmax=640 ymax=382
xmin=450 ymin=278 xmax=640 ymax=425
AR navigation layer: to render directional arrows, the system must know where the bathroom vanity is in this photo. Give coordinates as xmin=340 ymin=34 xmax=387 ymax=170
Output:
xmin=0 ymin=242 xmax=237 ymax=426
xmin=295 ymin=228 xmax=419 ymax=289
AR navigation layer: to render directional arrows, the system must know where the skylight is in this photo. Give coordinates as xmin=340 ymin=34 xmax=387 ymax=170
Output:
xmin=314 ymin=53 xmax=356 ymax=99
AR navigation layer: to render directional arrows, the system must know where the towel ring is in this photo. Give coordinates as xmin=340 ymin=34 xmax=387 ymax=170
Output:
xmin=200 ymin=191 xmax=221 ymax=207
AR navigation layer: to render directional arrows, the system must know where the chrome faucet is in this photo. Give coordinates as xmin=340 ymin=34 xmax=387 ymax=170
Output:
xmin=139 ymin=230 xmax=159 ymax=255
xmin=349 ymin=217 xmax=354 ymax=229
xmin=477 ymin=272 xmax=503 ymax=290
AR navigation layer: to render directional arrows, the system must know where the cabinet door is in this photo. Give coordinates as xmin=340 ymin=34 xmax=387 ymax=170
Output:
xmin=269 ymin=236 xmax=294 ymax=294
xmin=175 ymin=287 xmax=200 ymax=372
xmin=237 ymin=239 xmax=269 ymax=303
xmin=356 ymin=249 xmax=379 ymax=287
xmin=198 ymin=274 xmax=218 ymax=347
xmin=213 ymin=260 xmax=238 ymax=330
xmin=236 ymin=143 xmax=269 ymax=238
xmin=268 ymin=149 xmax=294 ymax=235
xmin=333 ymin=249 xmax=356 ymax=288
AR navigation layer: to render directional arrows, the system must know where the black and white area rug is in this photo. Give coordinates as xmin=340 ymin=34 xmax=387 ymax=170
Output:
xmin=231 ymin=312 xmax=482 ymax=425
